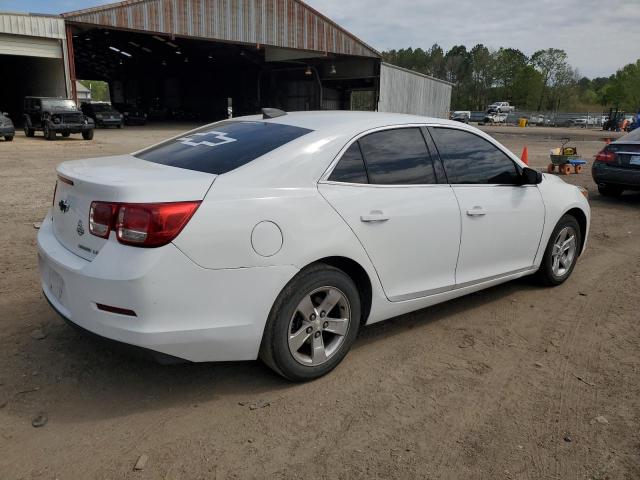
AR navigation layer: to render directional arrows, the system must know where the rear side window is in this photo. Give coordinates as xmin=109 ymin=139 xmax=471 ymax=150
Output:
xmin=136 ymin=121 xmax=312 ymax=175
xmin=358 ymin=128 xmax=436 ymax=185
xmin=430 ymin=127 xmax=520 ymax=184
xmin=328 ymin=142 xmax=368 ymax=183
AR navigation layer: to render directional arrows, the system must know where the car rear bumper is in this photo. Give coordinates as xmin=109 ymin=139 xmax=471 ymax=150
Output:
xmin=592 ymin=163 xmax=640 ymax=189
xmin=37 ymin=211 xmax=298 ymax=362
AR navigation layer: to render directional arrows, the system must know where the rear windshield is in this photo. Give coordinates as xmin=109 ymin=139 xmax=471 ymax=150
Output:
xmin=619 ymin=128 xmax=640 ymax=142
xmin=136 ymin=121 xmax=312 ymax=175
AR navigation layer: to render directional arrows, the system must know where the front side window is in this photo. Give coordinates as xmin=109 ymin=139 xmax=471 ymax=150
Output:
xmin=357 ymin=128 xmax=436 ymax=185
xmin=328 ymin=142 xmax=368 ymax=183
xmin=430 ymin=127 xmax=520 ymax=184
xmin=136 ymin=121 xmax=312 ymax=175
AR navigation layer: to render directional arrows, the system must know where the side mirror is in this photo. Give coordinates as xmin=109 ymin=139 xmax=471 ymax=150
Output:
xmin=522 ymin=167 xmax=542 ymax=185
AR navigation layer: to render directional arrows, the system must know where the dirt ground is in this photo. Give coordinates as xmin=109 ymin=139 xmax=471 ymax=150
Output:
xmin=0 ymin=123 xmax=638 ymax=480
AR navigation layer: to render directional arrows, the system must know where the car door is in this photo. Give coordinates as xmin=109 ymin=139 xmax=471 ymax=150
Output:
xmin=428 ymin=126 xmax=545 ymax=286
xmin=318 ymin=126 xmax=461 ymax=302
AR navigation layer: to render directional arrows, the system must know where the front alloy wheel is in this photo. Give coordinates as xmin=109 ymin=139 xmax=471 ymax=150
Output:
xmin=260 ymin=264 xmax=361 ymax=381
xmin=537 ymin=214 xmax=581 ymax=286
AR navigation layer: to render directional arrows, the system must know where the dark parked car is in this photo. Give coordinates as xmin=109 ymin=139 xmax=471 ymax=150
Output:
xmin=23 ymin=97 xmax=94 ymax=141
xmin=0 ymin=110 xmax=15 ymax=141
xmin=114 ymin=103 xmax=147 ymax=125
xmin=592 ymin=127 xmax=640 ymax=196
xmin=81 ymin=102 xmax=124 ymax=128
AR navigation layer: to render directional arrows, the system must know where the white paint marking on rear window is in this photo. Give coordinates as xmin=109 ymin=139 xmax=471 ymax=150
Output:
xmin=176 ymin=130 xmax=238 ymax=147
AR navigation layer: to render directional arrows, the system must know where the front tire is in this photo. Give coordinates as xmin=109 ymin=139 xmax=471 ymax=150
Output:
xmin=44 ymin=123 xmax=56 ymax=141
xmin=536 ymin=215 xmax=581 ymax=286
xmin=82 ymin=129 xmax=94 ymax=140
xmin=260 ymin=264 xmax=361 ymax=382
xmin=4 ymin=135 xmax=13 ymax=142
xmin=598 ymin=184 xmax=623 ymax=197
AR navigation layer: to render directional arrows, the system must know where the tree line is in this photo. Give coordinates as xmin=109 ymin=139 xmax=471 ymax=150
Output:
xmin=382 ymin=45 xmax=640 ymax=114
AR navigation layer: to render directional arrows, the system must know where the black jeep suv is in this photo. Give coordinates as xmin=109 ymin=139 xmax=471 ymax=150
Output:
xmin=0 ymin=110 xmax=15 ymax=141
xmin=23 ymin=97 xmax=94 ymax=140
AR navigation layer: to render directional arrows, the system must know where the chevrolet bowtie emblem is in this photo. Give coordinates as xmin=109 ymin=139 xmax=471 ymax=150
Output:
xmin=58 ymin=199 xmax=70 ymax=213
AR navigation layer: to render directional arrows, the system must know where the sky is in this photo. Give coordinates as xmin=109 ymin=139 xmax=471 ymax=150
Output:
xmin=2 ymin=0 xmax=639 ymax=78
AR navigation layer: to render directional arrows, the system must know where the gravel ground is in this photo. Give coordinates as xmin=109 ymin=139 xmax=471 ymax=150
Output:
xmin=0 ymin=123 xmax=638 ymax=480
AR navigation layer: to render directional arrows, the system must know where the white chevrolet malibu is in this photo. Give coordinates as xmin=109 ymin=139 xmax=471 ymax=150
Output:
xmin=38 ymin=110 xmax=590 ymax=381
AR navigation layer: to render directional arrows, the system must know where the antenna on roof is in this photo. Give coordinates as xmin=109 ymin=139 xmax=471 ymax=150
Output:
xmin=262 ymin=108 xmax=287 ymax=119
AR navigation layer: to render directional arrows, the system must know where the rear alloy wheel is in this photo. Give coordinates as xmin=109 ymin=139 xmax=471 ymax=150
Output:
xmin=82 ymin=129 xmax=94 ymax=140
xmin=598 ymin=185 xmax=623 ymax=197
xmin=260 ymin=264 xmax=361 ymax=381
xmin=536 ymin=215 xmax=581 ymax=286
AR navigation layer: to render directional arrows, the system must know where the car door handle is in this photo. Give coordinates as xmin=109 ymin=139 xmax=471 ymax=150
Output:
xmin=466 ymin=206 xmax=487 ymax=216
xmin=360 ymin=211 xmax=390 ymax=223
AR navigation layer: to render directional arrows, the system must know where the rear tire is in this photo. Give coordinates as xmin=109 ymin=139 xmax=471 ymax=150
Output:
xmin=4 ymin=135 xmax=13 ymax=142
xmin=62 ymin=132 xmax=70 ymax=138
xmin=598 ymin=184 xmax=623 ymax=197
xmin=260 ymin=263 xmax=361 ymax=382
xmin=536 ymin=215 xmax=581 ymax=286
xmin=24 ymin=125 xmax=34 ymax=137
xmin=82 ymin=129 xmax=94 ymax=140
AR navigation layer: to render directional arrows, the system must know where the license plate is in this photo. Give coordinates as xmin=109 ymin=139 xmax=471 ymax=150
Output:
xmin=630 ymin=155 xmax=640 ymax=166
xmin=48 ymin=268 xmax=64 ymax=302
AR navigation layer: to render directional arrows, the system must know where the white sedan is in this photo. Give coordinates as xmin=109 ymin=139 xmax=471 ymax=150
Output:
xmin=38 ymin=110 xmax=590 ymax=381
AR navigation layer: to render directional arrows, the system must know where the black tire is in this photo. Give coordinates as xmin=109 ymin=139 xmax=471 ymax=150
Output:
xmin=4 ymin=135 xmax=13 ymax=142
xmin=44 ymin=123 xmax=56 ymax=141
xmin=117 ymin=123 xmax=123 ymax=129
xmin=62 ymin=132 xmax=70 ymax=138
xmin=82 ymin=129 xmax=94 ymax=140
xmin=536 ymin=214 xmax=582 ymax=286
xmin=24 ymin=125 xmax=34 ymax=137
xmin=260 ymin=263 xmax=361 ymax=382
xmin=598 ymin=184 xmax=623 ymax=197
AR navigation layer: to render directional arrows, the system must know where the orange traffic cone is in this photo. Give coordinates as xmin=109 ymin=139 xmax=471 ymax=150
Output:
xmin=520 ymin=146 xmax=529 ymax=165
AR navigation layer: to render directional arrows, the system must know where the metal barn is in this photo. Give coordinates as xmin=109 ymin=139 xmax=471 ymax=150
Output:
xmin=0 ymin=0 xmax=452 ymax=123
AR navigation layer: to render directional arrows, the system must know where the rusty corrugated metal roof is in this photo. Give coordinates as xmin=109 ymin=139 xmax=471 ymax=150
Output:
xmin=62 ymin=0 xmax=380 ymax=58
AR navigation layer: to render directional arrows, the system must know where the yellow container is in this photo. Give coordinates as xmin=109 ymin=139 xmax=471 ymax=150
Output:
xmin=518 ymin=118 xmax=527 ymax=128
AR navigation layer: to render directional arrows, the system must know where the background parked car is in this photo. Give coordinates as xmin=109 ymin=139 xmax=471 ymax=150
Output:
xmin=451 ymin=111 xmax=471 ymax=123
xmin=81 ymin=102 xmax=124 ymax=128
xmin=113 ymin=104 xmax=147 ymax=125
xmin=0 ymin=110 xmax=15 ymax=141
xmin=592 ymin=127 xmax=640 ymax=196
xmin=487 ymin=101 xmax=515 ymax=113
xmin=23 ymin=97 xmax=94 ymax=141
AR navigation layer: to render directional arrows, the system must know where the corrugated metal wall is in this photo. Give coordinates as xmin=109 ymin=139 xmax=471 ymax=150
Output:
xmin=378 ymin=63 xmax=452 ymax=118
xmin=64 ymin=0 xmax=379 ymax=58
xmin=0 ymin=13 xmax=66 ymax=39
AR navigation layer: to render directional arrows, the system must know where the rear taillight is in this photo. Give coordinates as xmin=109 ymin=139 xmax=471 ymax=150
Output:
xmin=89 ymin=201 xmax=200 ymax=247
xmin=595 ymin=149 xmax=615 ymax=163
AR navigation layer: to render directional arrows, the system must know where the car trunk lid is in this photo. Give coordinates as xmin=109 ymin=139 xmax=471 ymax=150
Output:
xmin=52 ymin=155 xmax=215 ymax=260
xmin=609 ymin=143 xmax=640 ymax=168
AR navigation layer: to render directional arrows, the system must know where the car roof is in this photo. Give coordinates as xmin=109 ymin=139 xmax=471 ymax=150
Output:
xmin=234 ymin=110 xmax=461 ymax=135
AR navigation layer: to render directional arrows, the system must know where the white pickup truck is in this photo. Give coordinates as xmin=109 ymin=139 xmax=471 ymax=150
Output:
xmin=487 ymin=101 xmax=515 ymax=113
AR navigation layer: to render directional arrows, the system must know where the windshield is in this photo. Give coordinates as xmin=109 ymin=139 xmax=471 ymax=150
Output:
xmin=136 ymin=120 xmax=313 ymax=175
xmin=42 ymin=99 xmax=77 ymax=111
xmin=90 ymin=104 xmax=114 ymax=112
